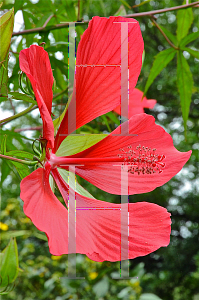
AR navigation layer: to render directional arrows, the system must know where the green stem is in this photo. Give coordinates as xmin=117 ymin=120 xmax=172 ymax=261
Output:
xmin=0 ymin=104 xmax=36 ymax=126
xmin=53 ymin=88 xmax=68 ymax=100
xmin=0 ymin=153 xmax=38 ymax=166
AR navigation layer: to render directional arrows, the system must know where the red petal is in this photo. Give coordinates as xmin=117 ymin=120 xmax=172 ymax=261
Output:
xmin=20 ymin=166 xmax=68 ymax=254
xmin=114 ymin=88 xmax=157 ymax=118
xmin=19 ymin=45 xmax=54 ymax=148
xmin=52 ymin=169 xmax=171 ymax=261
xmin=54 ymin=16 xmax=144 ymax=152
xmin=61 ymin=114 xmax=191 ymax=195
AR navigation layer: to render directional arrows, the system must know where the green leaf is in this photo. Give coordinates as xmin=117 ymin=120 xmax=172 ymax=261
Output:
xmin=9 ymin=92 xmax=37 ymax=104
xmin=182 ymin=47 xmax=199 ymax=59
xmin=144 ymin=48 xmax=176 ymax=95
xmin=158 ymin=24 xmax=177 ymax=46
xmin=0 ymin=97 xmax=8 ymax=103
xmin=93 ymin=276 xmax=109 ymax=297
xmin=0 ymin=230 xmax=31 ymax=240
xmin=53 ymin=93 xmax=71 ymax=134
xmin=100 ymin=115 xmax=111 ymax=132
xmin=0 ymin=160 xmax=10 ymax=186
xmin=0 ymin=134 xmax=33 ymax=178
xmin=177 ymin=51 xmax=193 ymax=131
xmin=133 ymin=0 xmax=153 ymax=7
xmin=14 ymin=0 xmax=24 ymax=12
xmin=0 ymin=238 xmax=19 ymax=290
xmin=50 ymin=56 xmax=68 ymax=75
xmin=56 ymin=134 xmax=108 ymax=156
xmin=5 ymin=150 xmax=34 ymax=160
xmin=119 ymin=0 xmax=131 ymax=9
xmin=0 ymin=230 xmax=47 ymax=242
xmin=0 ymin=134 xmax=7 ymax=154
xmin=114 ymin=5 xmax=127 ymax=16
xmin=45 ymin=42 xmax=68 ymax=53
xmin=106 ymin=111 xmax=120 ymax=126
xmin=62 ymin=0 xmax=77 ymax=21
xmin=53 ymin=67 xmax=66 ymax=90
xmin=179 ymin=31 xmax=199 ymax=47
xmin=176 ymin=4 xmax=193 ymax=42
xmin=0 ymin=8 xmax=14 ymax=63
xmin=0 ymin=53 xmax=9 ymax=96
xmin=140 ymin=293 xmax=162 ymax=300
xmin=8 ymin=161 xmax=30 ymax=179
xmin=22 ymin=11 xmax=34 ymax=46
xmin=58 ymin=168 xmax=96 ymax=199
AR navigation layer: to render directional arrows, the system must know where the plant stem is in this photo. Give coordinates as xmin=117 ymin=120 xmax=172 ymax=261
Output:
xmin=151 ymin=18 xmax=179 ymax=50
xmin=14 ymin=126 xmax=43 ymax=132
xmin=0 ymin=153 xmax=38 ymax=166
xmin=12 ymin=1 xmax=199 ymax=37
xmin=77 ymin=0 xmax=81 ymax=21
xmin=0 ymin=104 xmax=36 ymax=126
xmin=53 ymin=88 xmax=68 ymax=100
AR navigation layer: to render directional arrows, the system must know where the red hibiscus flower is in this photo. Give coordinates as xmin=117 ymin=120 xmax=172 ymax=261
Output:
xmin=19 ymin=16 xmax=191 ymax=261
xmin=113 ymin=88 xmax=157 ymax=118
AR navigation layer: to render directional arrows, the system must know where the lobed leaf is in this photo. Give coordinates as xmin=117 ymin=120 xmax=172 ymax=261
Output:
xmin=176 ymin=4 xmax=193 ymax=42
xmin=56 ymin=134 xmax=108 ymax=156
xmin=58 ymin=168 xmax=96 ymax=199
xmin=0 ymin=238 xmax=19 ymax=289
xmin=179 ymin=31 xmax=199 ymax=48
xmin=9 ymin=92 xmax=37 ymax=104
xmin=8 ymin=161 xmax=30 ymax=179
xmin=0 ymin=53 xmax=9 ymax=97
xmin=177 ymin=51 xmax=193 ymax=131
xmin=114 ymin=5 xmax=127 ymax=16
xmin=182 ymin=47 xmax=199 ymax=59
xmin=144 ymin=48 xmax=176 ymax=95
xmin=5 ymin=150 xmax=35 ymax=160
xmin=0 ymin=8 xmax=14 ymax=63
xmin=158 ymin=24 xmax=177 ymax=46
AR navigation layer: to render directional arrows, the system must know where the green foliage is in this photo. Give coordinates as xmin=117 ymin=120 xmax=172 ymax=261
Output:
xmin=56 ymin=134 xmax=108 ymax=156
xmin=176 ymin=2 xmax=193 ymax=42
xmin=0 ymin=238 xmax=19 ymax=294
xmin=177 ymin=50 xmax=193 ymax=132
xmin=9 ymin=92 xmax=37 ymax=104
xmin=144 ymin=48 xmax=176 ymax=96
xmin=0 ymin=53 xmax=9 ymax=97
xmin=179 ymin=31 xmax=199 ymax=48
xmin=58 ymin=168 xmax=96 ymax=199
xmin=0 ymin=7 xmax=14 ymax=63
xmin=0 ymin=0 xmax=198 ymax=299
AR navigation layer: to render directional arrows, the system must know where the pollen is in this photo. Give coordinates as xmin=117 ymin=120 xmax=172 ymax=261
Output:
xmin=119 ymin=144 xmax=166 ymax=175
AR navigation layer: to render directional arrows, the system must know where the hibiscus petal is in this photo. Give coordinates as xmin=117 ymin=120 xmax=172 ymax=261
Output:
xmin=54 ymin=16 xmax=144 ymax=152
xmin=60 ymin=114 xmax=191 ymax=195
xmin=20 ymin=166 xmax=68 ymax=254
xmin=19 ymin=45 xmax=54 ymax=148
xmin=52 ymin=168 xmax=171 ymax=262
xmin=114 ymin=88 xmax=157 ymax=118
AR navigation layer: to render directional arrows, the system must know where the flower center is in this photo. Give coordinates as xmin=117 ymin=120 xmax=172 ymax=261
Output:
xmin=118 ymin=144 xmax=166 ymax=175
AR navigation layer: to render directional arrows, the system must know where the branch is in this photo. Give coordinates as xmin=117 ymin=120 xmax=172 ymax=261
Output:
xmin=14 ymin=126 xmax=42 ymax=132
xmin=77 ymin=0 xmax=81 ymax=21
xmin=151 ymin=17 xmax=179 ymax=50
xmin=42 ymin=14 xmax=54 ymax=28
xmin=0 ymin=153 xmax=38 ymax=166
xmin=12 ymin=1 xmax=199 ymax=37
xmin=123 ymin=1 xmax=199 ymax=18
xmin=0 ymin=104 xmax=36 ymax=126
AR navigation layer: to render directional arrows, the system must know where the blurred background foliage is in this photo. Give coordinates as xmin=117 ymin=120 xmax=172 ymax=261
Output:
xmin=0 ymin=0 xmax=199 ymax=299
